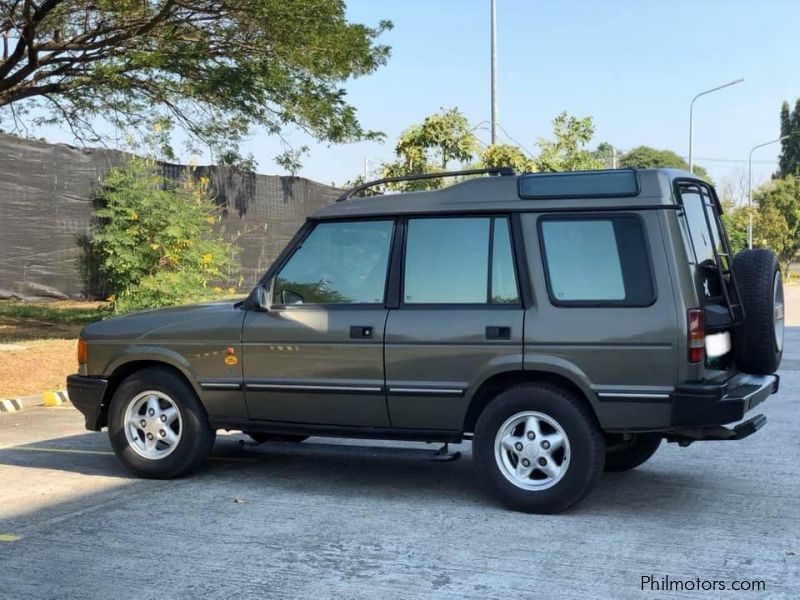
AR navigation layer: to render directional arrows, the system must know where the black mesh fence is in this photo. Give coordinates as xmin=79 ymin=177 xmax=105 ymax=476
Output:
xmin=0 ymin=134 xmax=340 ymax=300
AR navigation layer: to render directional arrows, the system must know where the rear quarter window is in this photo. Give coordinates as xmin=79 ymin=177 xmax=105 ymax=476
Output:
xmin=538 ymin=215 xmax=656 ymax=307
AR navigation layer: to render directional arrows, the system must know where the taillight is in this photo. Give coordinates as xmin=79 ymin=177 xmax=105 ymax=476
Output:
xmin=687 ymin=308 xmax=705 ymax=363
xmin=77 ymin=339 xmax=88 ymax=365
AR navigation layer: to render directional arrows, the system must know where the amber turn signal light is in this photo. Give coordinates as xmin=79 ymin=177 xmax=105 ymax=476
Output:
xmin=77 ymin=339 xmax=88 ymax=365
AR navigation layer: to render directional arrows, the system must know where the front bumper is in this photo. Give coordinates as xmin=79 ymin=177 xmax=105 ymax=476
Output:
xmin=66 ymin=374 xmax=108 ymax=431
xmin=671 ymin=373 xmax=779 ymax=427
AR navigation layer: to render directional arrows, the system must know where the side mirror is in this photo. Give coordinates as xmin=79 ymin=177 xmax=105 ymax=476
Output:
xmin=253 ymin=281 xmax=273 ymax=311
xmin=281 ymin=289 xmax=304 ymax=305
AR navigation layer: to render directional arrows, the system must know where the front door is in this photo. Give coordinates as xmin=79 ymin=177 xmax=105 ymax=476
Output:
xmin=242 ymin=219 xmax=395 ymax=426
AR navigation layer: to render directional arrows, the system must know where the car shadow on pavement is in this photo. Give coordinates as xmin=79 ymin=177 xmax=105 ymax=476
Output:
xmin=0 ymin=431 xmax=708 ymax=516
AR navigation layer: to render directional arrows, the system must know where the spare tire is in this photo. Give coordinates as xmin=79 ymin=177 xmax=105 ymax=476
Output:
xmin=731 ymin=249 xmax=784 ymax=374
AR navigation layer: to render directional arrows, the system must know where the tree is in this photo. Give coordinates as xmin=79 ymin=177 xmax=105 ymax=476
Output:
xmin=590 ymin=142 xmax=618 ymax=168
xmin=752 ymin=176 xmax=800 ymax=273
xmin=620 ymin=146 xmax=711 ymax=182
xmin=0 ymin=1 xmax=392 ymax=166
xmin=777 ymin=99 xmax=800 ymax=178
xmin=480 ymin=143 xmax=533 ymax=173
xmin=380 ymin=107 xmax=479 ymax=190
xmin=534 ymin=112 xmax=602 ymax=172
xmin=88 ymin=158 xmax=237 ymax=312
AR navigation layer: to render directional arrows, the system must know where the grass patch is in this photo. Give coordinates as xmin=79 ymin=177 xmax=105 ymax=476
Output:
xmin=0 ymin=300 xmax=111 ymax=344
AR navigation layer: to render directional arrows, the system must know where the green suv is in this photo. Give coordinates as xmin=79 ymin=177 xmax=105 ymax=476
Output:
xmin=67 ymin=168 xmax=783 ymax=513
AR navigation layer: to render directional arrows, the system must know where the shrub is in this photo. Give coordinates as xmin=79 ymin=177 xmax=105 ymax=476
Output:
xmin=89 ymin=158 xmax=237 ymax=312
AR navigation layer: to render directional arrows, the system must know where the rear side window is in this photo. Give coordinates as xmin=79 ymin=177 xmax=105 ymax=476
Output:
xmin=679 ymin=183 xmax=730 ymax=271
xmin=404 ymin=216 xmax=519 ymax=305
xmin=539 ymin=216 xmax=655 ymax=306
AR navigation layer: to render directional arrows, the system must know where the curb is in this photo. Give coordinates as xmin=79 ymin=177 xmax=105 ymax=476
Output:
xmin=43 ymin=390 xmax=69 ymax=407
xmin=0 ymin=398 xmax=22 ymax=413
xmin=0 ymin=390 xmax=69 ymax=413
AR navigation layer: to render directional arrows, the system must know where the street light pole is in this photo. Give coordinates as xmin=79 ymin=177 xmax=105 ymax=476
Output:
xmin=748 ymin=135 xmax=789 ymax=249
xmin=490 ymin=0 xmax=498 ymax=145
xmin=688 ymin=78 xmax=745 ymax=173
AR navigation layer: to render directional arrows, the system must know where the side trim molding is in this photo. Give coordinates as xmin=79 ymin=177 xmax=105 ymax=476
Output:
xmin=200 ymin=382 xmax=243 ymax=391
xmin=245 ymin=383 xmax=383 ymax=394
xmin=597 ymin=391 xmax=672 ymax=403
xmin=387 ymin=387 xmax=465 ymax=397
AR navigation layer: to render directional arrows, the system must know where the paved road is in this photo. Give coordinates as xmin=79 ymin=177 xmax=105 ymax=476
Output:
xmin=1 ymin=337 xmax=799 ymax=599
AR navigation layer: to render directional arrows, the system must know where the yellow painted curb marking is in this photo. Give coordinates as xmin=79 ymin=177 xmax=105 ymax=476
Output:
xmin=43 ymin=390 xmax=68 ymax=407
xmin=0 ymin=534 xmax=21 ymax=542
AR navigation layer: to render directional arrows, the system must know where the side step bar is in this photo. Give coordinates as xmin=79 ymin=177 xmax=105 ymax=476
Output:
xmin=664 ymin=414 xmax=767 ymax=447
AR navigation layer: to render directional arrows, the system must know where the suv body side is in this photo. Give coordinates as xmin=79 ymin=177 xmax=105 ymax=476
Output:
xmin=74 ymin=169 xmax=744 ymax=439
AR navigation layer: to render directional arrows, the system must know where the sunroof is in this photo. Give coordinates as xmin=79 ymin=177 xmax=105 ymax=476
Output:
xmin=518 ymin=170 xmax=640 ymax=199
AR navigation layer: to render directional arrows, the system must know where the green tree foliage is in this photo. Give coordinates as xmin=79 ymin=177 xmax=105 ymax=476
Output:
xmin=376 ymin=109 xmax=605 ymax=193
xmin=480 ymin=143 xmax=533 ymax=172
xmin=751 ymin=176 xmax=800 ymax=272
xmin=590 ymin=142 xmax=617 ymax=168
xmin=620 ymin=146 xmax=711 ymax=181
xmin=380 ymin=108 xmax=479 ymax=190
xmin=89 ymin=158 xmax=237 ymax=312
xmin=0 ymin=1 xmax=392 ymax=166
xmin=720 ymin=203 xmax=750 ymax=256
xmin=777 ymin=99 xmax=800 ymax=178
xmin=534 ymin=112 xmax=602 ymax=172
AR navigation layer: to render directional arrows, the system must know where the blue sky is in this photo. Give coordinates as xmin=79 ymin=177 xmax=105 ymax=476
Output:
xmin=38 ymin=0 xmax=800 ymax=194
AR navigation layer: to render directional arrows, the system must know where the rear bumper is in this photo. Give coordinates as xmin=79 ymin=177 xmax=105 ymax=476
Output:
xmin=671 ymin=373 xmax=779 ymax=427
xmin=66 ymin=374 xmax=108 ymax=431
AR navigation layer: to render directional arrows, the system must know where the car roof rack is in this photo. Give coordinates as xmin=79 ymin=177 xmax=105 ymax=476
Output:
xmin=336 ymin=167 xmax=516 ymax=202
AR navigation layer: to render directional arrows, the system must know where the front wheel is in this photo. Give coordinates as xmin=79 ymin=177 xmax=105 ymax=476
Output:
xmin=473 ymin=383 xmax=605 ymax=514
xmin=108 ymin=367 xmax=216 ymax=479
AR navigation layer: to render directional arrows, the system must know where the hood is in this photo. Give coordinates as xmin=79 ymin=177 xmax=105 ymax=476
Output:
xmin=81 ymin=301 xmax=244 ymax=341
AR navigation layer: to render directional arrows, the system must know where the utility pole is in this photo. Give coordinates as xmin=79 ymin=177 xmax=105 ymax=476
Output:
xmin=490 ymin=0 xmax=498 ymax=145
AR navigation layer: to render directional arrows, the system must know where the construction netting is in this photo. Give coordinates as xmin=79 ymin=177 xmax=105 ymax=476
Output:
xmin=0 ymin=134 xmax=340 ymax=300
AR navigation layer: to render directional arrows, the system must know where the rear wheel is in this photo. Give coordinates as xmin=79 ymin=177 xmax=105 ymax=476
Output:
xmin=731 ymin=249 xmax=783 ymax=374
xmin=108 ymin=367 xmax=215 ymax=478
xmin=604 ymin=433 xmax=661 ymax=472
xmin=473 ymin=383 xmax=605 ymax=513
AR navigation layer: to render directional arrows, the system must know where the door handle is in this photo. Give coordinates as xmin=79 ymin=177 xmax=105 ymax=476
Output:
xmin=350 ymin=326 xmax=374 ymax=339
xmin=485 ymin=326 xmax=511 ymax=340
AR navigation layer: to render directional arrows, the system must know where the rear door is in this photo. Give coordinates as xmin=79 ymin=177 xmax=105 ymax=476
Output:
xmin=241 ymin=218 xmax=394 ymax=426
xmin=384 ymin=215 xmax=524 ymax=430
xmin=675 ymin=180 xmax=740 ymax=371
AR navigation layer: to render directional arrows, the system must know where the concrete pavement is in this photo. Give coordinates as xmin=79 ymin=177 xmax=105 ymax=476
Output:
xmin=1 ymin=337 xmax=799 ymax=599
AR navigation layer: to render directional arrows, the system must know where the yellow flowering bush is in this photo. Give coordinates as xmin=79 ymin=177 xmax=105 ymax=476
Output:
xmin=89 ymin=158 xmax=238 ymax=312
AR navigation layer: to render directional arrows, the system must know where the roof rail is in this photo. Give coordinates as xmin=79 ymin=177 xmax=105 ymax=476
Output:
xmin=336 ymin=167 xmax=516 ymax=202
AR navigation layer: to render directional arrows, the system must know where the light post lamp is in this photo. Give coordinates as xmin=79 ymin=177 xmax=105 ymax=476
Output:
xmin=748 ymin=135 xmax=790 ymax=249
xmin=689 ymin=78 xmax=744 ymax=173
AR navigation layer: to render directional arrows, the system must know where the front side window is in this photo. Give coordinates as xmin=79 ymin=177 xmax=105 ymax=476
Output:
xmin=274 ymin=220 xmax=393 ymax=305
xmin=539 ymin=216 xmax=655 ymax=306
xmin=403 ymin=216 xmax=519 ymax=304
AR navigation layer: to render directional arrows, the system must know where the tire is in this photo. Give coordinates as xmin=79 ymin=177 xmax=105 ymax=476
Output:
xmin=473 ymin=383 xmax=605 ymax=514
xmin=245 ymin=432 xmax=308 ymax=444
xmin=731 ymin=249 xmax=784 ymax=374
xmin=603 ymin=433 xmax=661 ymax=472
xmin=108 ymin=367 xmax=216 ymax=479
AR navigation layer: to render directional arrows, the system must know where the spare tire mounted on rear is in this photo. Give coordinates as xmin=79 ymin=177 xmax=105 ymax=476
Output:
xmin=731 ymin=249 xmax=784 ymax=375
